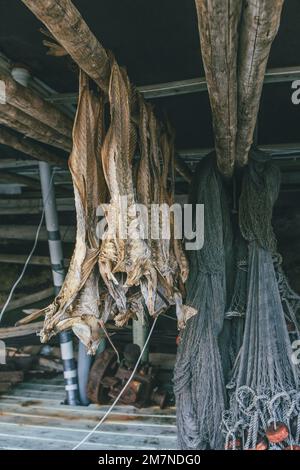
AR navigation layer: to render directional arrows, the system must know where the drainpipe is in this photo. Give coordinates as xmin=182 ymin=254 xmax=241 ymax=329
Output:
xmin=11 ymin=65 xmax=79 ymax=405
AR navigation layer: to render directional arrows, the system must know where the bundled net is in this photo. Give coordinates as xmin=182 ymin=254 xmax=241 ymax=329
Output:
xmin=223 ymin=150 xmax=300 ymax=450
xmin=174 ymin=155 xmax=233 ymax=450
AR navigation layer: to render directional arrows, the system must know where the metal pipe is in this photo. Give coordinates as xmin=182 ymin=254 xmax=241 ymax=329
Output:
xmin=77 ymin=342 xmax=92 ymax=406
xmin=133 ymin=319 xmax=149 ymax=364
xmin=39 ymin=161 xmax=79 ymax=405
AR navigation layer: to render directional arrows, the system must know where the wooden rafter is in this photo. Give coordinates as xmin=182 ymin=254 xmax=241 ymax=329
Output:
xmin=0 ymin=103 xmax=72 ymax=151
xmin=0 ymin=69 xmax=72 ymax=139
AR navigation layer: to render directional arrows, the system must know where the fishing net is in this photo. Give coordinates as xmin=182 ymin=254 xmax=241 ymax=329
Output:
xmin=225 ymin=234 xmax=248 ymax=367
xmin=174 ymin=155 xmax=233 ymax=450
xmin=223 ymin=150 xmax=300 ymax=450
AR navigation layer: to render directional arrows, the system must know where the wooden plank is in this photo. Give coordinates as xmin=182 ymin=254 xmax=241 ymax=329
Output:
xmin=0 ymin=415 xmax=177 ymax=442
xmin=0 ymin=397 xmax=177 ymax=423
xmin=0 ymin=422 xmax=177 ymax=450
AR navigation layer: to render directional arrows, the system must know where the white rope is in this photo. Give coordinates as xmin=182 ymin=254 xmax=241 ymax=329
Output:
xmin=73 ymin=316 xmax=158 ymax=450
xmin=0 ymin=170 xmax=56 ymax=324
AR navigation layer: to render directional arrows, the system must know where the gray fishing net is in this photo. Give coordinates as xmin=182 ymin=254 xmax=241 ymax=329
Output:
xmin=175 ymin=149 xmax=300 ymax=450
xmin=223 ymin=150 xmax=300 ymax=450
xmin=174 ymin=155 xmax=233 ymax=450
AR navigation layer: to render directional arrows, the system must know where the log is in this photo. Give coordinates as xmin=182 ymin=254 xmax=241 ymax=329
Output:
xmin=0 ymin=69 xmax=72 ymax=139
xmin=0 ymin=103 xmax=72 ymax=151
xmin=21 ymin=0 xmax=110 ymax=93
xmin=0 ymin=322 xmax=44 ymax=340
xmin=194 ymin=0 xmax=242 ymax=177
xmin=236 ymin=0 xmax=285 ymax=166
xmin=0 ymin=127 xmax=67 ymax=167
xmin=20 ymin=0 xmax=190 ymax=182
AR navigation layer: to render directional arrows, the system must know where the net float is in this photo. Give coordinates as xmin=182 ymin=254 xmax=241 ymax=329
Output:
xmin=255 ymin=438 xmax=269 ymax=450
xmin=266 ymin=422 xmax=289 ymax=443
xmin=225 ymin=438 xmax=242 ymax=450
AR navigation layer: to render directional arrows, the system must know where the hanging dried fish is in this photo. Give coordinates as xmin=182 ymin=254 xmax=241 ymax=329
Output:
xmin=17 ymin=71 xmax=108 ymax=353
xmin=99 ymin=60 xmax=157 ymax=316
xmin=236 ymin=0 xmax=285 ymax=166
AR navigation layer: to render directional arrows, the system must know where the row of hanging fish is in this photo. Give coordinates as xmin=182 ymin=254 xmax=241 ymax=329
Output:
xmin=18 ymin=59 xmax=193 ymax=353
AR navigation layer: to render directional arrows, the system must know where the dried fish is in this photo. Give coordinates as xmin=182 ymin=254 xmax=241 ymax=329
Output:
xmin=18 ymin=71 xmax=108 ymax=352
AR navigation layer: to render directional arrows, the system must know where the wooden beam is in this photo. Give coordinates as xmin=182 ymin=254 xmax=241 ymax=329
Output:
xmin=20 ymin=0 xmax=190 ymax=182
xmin=21 ymin=0 xmax=110 ymax=93
xmin=0 ymin=103 xmax=72 ymax=151
xmin=0 ymin=69 xmax=72 ymax=139
xmin=236 ymin=0 xmax=285 ymax=167
xmin=45 ymin=66 xmax=300 ymax=103
xmin=0 ymin=127 xmax=67 ymax=167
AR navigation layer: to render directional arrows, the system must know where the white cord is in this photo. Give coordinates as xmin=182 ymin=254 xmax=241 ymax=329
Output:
xmin=0 ymin=171 xmax=55 ymax=324
xmin=73 ymin=316 xmax=158 ymax=450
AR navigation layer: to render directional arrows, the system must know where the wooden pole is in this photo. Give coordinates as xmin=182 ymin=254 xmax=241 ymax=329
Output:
xmin=20 ymin=0 xmax=191 ymax=182
xmin=0 ymin=69 xmax=73 ymax=139
xmin=0 ymin=127 xmax=67 ymax=167
xmin=0 ymin=103 xmax=72 ymax=151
